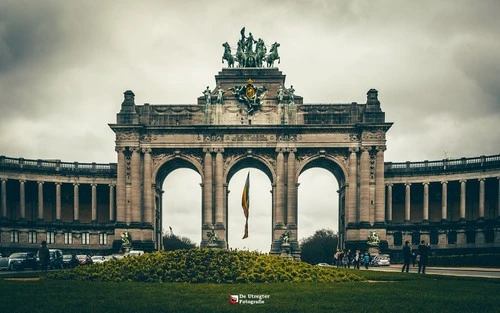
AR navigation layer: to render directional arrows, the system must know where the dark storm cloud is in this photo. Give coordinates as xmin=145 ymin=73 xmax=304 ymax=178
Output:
xmin=0 ymin=2 xmax=63 ymax=72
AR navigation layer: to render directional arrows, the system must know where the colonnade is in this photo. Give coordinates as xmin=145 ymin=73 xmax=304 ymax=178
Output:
xmin=385 ymin=177 xmax=500 ymax=223
xmin=0 ymin=178 xmax=115 ymax=223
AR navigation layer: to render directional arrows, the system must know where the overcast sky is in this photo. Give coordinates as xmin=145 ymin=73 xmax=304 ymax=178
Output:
xmin=1 ymin=1 xmax=499 ymax=252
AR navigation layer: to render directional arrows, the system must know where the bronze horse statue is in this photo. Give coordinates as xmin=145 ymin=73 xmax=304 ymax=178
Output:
xmin=222 ymin=42 xmax=234 ymax=68
xmin=266 ymin=42 xmax=280 ymax=67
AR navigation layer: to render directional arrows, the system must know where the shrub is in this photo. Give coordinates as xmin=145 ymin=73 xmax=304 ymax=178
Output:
xmin=46 ymin=249 xmax=363 ymax=284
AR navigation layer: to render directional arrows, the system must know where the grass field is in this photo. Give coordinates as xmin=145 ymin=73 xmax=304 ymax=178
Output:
xmin=1 ymin=269 xmax=499 ymax=313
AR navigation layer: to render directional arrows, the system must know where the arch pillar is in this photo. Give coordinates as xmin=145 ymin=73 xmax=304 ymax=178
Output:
xmin=286 ymin=148 xmax=297 ymax=227
xmin=347 ymin=147 xmax=358 ymax=225
xmin=374 ymin=146 xmax=386 ymax=226
xmin=359 ymin=146 xmax=371 ymax=225
xmin=275 ymin=148 xmax=286 ymax=228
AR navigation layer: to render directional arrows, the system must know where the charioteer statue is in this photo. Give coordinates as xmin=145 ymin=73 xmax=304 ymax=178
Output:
xmin=222 ymin=27 xmax=280 ymax=68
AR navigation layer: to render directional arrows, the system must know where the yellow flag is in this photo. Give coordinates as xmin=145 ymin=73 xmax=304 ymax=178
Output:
xmin=241 ymin=172 xmax=250 ymax=239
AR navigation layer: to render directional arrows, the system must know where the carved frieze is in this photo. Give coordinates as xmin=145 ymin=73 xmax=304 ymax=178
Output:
xmin=277 ymin=134 xmax=298 ymax=141
xmin=116 ymin=131 xmax=139 ymax=141
xmin=362 ymin=130 xmax=385 ymax=141
xmin=229 ymin=134 xmax=269 ymax=141
xmin=141 ymin=133 xmax=158 ymax=143
xmin=198 ymin=134 xmax=224 ymax=142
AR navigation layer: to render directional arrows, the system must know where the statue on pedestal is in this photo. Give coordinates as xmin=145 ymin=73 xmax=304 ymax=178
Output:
xmin=206 ymin=228 xmax=219 ymax=247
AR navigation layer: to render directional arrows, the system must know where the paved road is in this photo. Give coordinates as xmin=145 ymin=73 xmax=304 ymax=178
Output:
xmin=367 ymin=264 xmax=500 ymax=279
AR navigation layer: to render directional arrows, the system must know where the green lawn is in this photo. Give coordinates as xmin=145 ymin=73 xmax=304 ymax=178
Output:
xmin=1 ymin=270 xmax=499 ymax=313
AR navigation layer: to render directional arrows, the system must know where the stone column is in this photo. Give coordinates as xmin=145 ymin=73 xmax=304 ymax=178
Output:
xmin=37 ymin=181 xmax=44 ymax=220
xmin=215 ymin=149 xmax=224 ymax=225
xmin=130 ymin=146 xmax=141 ymax=223
xmin=359 ymin=147 xmax=371 ymax=225
xmin=73 ymin=183 xmax=79 ymax=221
xmin=143 ymin=148 xmax=153 ymax=225
xmin=347 ymin=147 xmax=358 ymax=224
xmin=109 ymin=184 xmax=115 ymax=221
xmin=441 ymin=181 xmax=447 ymax=221
xmin=405 ymin=183 xmax=411 ymax=223
xmin=1 ymin=178 xmax=7 ymax=219
xmin=55 ymin=182 xmax=61 ymax=221
xmin=91 ymin=183 xmax=97 ymax=222
xmin=275 ymin=148 xmax=285 ymax=226
xmin=423 ymin=182 xmax=429 ymax=223
xmin=286 ymin=149 xmax=297 ymax=226
xmin=19 ymin=180 xmax=26 ymax=220
xmin=115 ymin=147 xmax=126 ymax=223
xmin=478 ymin=178 xmax=485 ymax=220
xmin=203 ymin=148 xmax=213 ymax=226
xmin=386 ymin=183 xmax=393 ymax=223
xmin=459 ymin=180 xmax=466 ymax=221
xmin=375 ymin=146 xmax=386 ymax=225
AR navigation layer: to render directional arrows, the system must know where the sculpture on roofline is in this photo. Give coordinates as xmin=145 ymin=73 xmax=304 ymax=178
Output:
xmin=221 ymin=28 xmax=281 ymax=68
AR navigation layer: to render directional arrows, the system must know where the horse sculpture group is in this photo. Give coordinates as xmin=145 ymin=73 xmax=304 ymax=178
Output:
xmin=222 ymin=27 xmax=280 ymax=68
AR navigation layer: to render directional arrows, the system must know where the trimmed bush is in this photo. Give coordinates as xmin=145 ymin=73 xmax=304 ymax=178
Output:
xmin=46 ymin=249 xmax=363 ymax=283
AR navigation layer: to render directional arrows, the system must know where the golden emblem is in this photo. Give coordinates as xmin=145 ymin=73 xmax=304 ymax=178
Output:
xmin=246 ymin=86 xmax=255 ymax=99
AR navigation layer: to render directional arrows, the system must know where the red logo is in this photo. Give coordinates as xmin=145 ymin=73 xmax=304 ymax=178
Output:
xmin=230 ymin=295 xmax=239 ymax=304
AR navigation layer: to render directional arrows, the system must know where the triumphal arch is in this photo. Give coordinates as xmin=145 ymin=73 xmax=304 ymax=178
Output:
xmin=109 ymin=29 xmax=392 ymax=255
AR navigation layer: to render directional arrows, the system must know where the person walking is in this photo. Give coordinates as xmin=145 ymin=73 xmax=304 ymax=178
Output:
xmin=418 ymin=240 xmax=430 ymax=274
xmin=38 ymin=241 xmax=50 ymax=273
xmin=401 ymin=241 xmax=411 ymax=273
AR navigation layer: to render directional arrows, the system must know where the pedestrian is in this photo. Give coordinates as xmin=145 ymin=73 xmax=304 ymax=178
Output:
xmin=412 ymin=250 xmax=417 ymax=267
xmin=418 ymin=240 xmax=430 ymax=274
xmin=334 ymin=250 xmax=340 ymax=267
xmin=38 ymin=241 xmax=50 ymax=273
xmin=363 ymin=252 xmax=370 ymax=269
xmin=354 ymin=250 xmax=360 ymax=269
xmin=401 ymin=240 xmax=411 ymax=273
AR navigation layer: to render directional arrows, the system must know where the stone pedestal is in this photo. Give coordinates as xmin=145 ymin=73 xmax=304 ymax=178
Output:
xmin=280 ymin=243 xmax=293 ymax=259
xmin=368 ymin=246 xmax=380 ymax=256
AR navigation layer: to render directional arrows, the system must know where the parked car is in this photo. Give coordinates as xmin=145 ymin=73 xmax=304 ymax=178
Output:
xmin=126 ymin=250 xmax=145 ymax=257
xmin=62 ymin=254 xmax=79 ymax=268
xmin=371 ymin=254 xmax=391 ymax=267
xmin=0 ymin=252 xmax=38 ymax=271
xmin=37 ymin=249 xmax=63 ymax=269
xmin=76 ymin=254 xmax=93 ymax=266
xmin=316 ymin=263 xmax=333 ymax=267
xmin=91 ymin=255 xmax=105 ymax=264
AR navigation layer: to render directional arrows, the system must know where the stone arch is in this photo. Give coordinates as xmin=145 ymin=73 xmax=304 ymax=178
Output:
xmin=153 ymin=154 xmax=204 ymax=186
xmin=224 ymin=153 xmax=276 ymax=184
xmin=296 ymin=154 xmax=348 ymax=187
xmin=295 ymin=153 xmax=349 ymax=248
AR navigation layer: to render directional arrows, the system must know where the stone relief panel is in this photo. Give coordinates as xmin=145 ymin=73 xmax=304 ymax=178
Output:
xmin=116 ymin=130 xmax=139 ymax=141
xmin=198 ymin=134 xmax=224 ymax=142
xmin=362 ymin=130 xmax=385 ymax=141
xmin=140 ymin=133 xmax=158 ymax=143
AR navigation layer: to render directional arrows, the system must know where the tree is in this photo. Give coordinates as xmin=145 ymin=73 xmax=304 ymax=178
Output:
xmin=299 ymin=229 xmax=338 ymax=265
xmin=162 ymin=233 xmax=197 ymax=251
